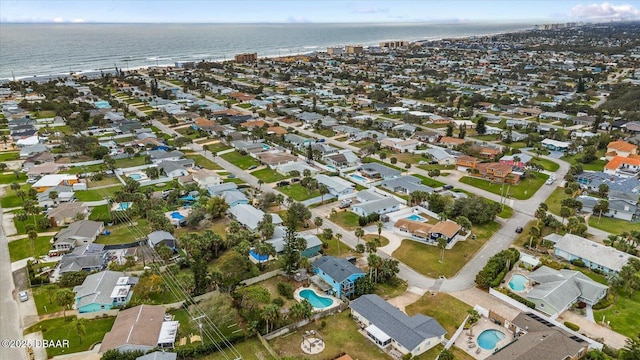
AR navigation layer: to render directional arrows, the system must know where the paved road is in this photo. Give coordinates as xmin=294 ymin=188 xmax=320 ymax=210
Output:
xmin=0 ymin=201 xmax=28 ymax=360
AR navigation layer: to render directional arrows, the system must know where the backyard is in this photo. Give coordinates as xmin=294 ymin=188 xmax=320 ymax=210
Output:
xmin=406 ymin=292 xmax=472 ymax=335
xmin=1 ymin=184 xmax=31 ymax=208
xmin=251 ymin=168 xmax=289 ymax=183
xmin=269 ymin=310 xmax=390 ymax=360
xmin=74 ymin=186 xmax=122 ymax=201
xmin=0 ymin=151 xmax=19 ymax=161
xmin=32 ymin=285 xmax=64 ymax=315
xmin=529 ymin=157 xmax=560 ymax=172
xmin=545 ymin=187 xmax=569 ymax=216
xmin=594 ymin=290 xmax=640 ymax=339
xmin=277 ymin=183 xmax=321 ymax=201
xmin=201 ymin=338 xmax=270 ymax=360
xmin=0 ymin=171 xmax=27 ymax=184
xmin=588 ymin=215 xmax=640 ymax=233
xmin=185 ymin=153 xmax=223 ymax=170
xmin=393 ymin=221 xmax=500 ymax=278
xmin=413 ymin=174 xmax=446 ymax=188
xmin=329 ymin=210 xmax=360 ymax=230
xmin=8 ymin=236 xmax=53 ymax=262
xmin=95 ymin=219 xmax=152 ymax=245
xmin=220 ymin=151 xmax=261 ymax=170
xmin=459 ymin=172 xmax=549 ymax=200
xmin=561 ymin=152 xmax=607 ymax=171
xmin=23 ymin=316 xmax=116 ymax=358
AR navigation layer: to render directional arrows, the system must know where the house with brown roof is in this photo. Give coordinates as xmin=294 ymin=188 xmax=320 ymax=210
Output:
xmin=241 ymin=119 xmax=270 ymax=129
xmin=27 ymin=162 xmax=63 ymax=181
xmin=487 ymin=313 xmax=588 ymax=360
xmin=455 ymin=156 xmax=479 ymax=171
xmin=267 ymin=126 xmax=288 ymax=135
xmin=48 ymin=202 xmax=88 ymax=227
xmin=606 ymin=140 xmax=637 ymax=160
xmin=394 ymin=219 xmax=433 ymax=242
xmin=229 ymin=92 xmax=256 ymax=102
xmin=256 ymin=151 xmax=299 ymax=168
xmin=437 ymin=136 xmax=465 ymax=148
xmin=472 ymin=162 xmax=520 ymax=184
xmin=470 ymin=145 xmax=502 ymax=159
xmin=428 ymin=220 xmax=461 ymax=243
xmin=100 ymin=305 xmax=179 ymax=354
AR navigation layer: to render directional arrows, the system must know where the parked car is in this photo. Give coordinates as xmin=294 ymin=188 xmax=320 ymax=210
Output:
xmin=339 ymin=199 xmax=352 ymax=209
xmin=515 ymin=226 xmax=524 ymax=234
xmin=442 ymin=185 xmax=454 ymax=190
xmin=277 ymin=181 xmax=290 ymax=187
xmin=227 ymin=174 xmax=236 ymax=179
xmin=291 ymin=178 xmax=300 ymax=183
xmin=18 ymin=291 xmax=28 ymax=302
xmin=247 ymin=165 xmax=258 ymax=170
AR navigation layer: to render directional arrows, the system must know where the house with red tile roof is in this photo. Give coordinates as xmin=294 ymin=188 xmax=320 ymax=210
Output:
xmin=604 ymin=155 xmax=640 ymax=178
xmin=606 ymin=140 xmax=638 ymax=160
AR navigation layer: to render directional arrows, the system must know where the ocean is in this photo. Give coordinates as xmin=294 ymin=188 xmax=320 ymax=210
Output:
xmin=0 ymin=22 xmax=534 ymax=80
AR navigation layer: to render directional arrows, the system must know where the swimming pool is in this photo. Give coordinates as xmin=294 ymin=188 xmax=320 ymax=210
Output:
xmin=115 ymin=202 xmax=132 ymax=211
xmin=406 ymin=214 xmax=426 ymax=222
xmin=509 ymin=274 xmax=528 ymax=292
xmin=350 ymin=174 xmax=367 ymax=182
xmin=477 ymin=329 xmax=506 ymax=350
xmin=299 ymin=289 xmax=333 ymax=309
xmin=129 ymin=174 xmax=143 ymax=180
xmin=170 ymin=212 xmax=185 ymax=220
xmin=263 ymin=144 xmax=271 ymax=150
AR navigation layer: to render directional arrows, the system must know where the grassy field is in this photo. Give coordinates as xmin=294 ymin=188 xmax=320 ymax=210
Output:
xmin=0 ymin=151 xmax=19 ymax=161
xmin=204 ymin=142 xmax=232 ymax=154
xmin=530 ymin=157 xmax=560 ymax=172
xmin=185 ymin=153 xmax=223 ymax=170
xmin=459 ymin=172 xmax=548 ymax=200
xmin=114 ymin=156 xmax=146 ymax=168
xmin=13 ymin=214 xmax=50 ymax=235
xmin=1 ymin=184 xmax=30 ymax=208
xmin=63 ymin=163 xmax=104 ymax=175
xmin=561 ymin=154 xmax=607 ymax=171
xmin=8 ymin=236 xmax=52 ymax=262
xmin=74 ymin=186 xmax=122 ymax=201
xmin=378 ymin=150 xmax=426 ymax=165
xmin=220 ymin=151 xmax=260 ymax=170
xmin=24 ymin=316 xmax=115 ymax=358
xmin=589 ymin=216 xmax=640 ymax=233
xmin=201 ymin=337 xmax=272 ymax=360
xmin=545 ymin=187 xmax=569 ymax=216
xmin=269 ymin=310 xmax=390 ymax=360
xmin=250 ymin=168 xmax=288 ymax=183
xmin=95 ymin=219 xmax=151 ymax=245
xmin=32 ymin=285 xmax=63 ymax=315
xmin=373 ymin=280 xmax=408 ymax=300
xmin=406 ymin=292 xmax=472 ymax=335
xmin=594 ymin=290 xmax=640 ymax=339
xmin=88 ymin=205 xmax=111 ymax=222
xmin=393 ymin=221 xmax=500 ymax=278
xmin=329 ymin=210 xmax=361 ymax=230
xmin=0 ymin=171 xmax=27 ymax=184
xmin=277 ymin=183 xmax=321 ymax=201
xmin=413 ymin=174 xmax=446 ymax=188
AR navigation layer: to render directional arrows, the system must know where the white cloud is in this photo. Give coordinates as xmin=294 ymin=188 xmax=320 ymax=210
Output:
xmin=53 ymin=17 xmax=64 ymax=23
xmin=571 ymin=2 xmax=640 ymax=20
xmin=71 ymin=18 xmax=86 ymax=23
xmin=353 ymin=7 xmax=389 ymax=14
xmin=286 ymin=16 xmax=311 ymax=23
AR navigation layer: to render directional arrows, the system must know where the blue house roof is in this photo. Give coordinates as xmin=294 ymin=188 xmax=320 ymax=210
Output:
xmin=313 ymin=256 xmax=364 ymax=283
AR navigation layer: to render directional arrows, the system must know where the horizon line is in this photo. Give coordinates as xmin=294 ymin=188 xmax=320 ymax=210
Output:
xmin=0 ymin=19 xmax=580 ymax=25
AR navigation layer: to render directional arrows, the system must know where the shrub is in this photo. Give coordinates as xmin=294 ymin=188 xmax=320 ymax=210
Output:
xmin=572 ymin=259 xmax=586 ymax=267
xmin=593 ymin=293 xmax=613 ymax=310
xmin=358 ymin=216 xmax=368 ymax=226
xmin=497 ymin=288 xmax=536 ymax=309
xmin=475 ymin=248 xmax=520 ymax=289
xmin=490 ymin=270 xmax=507 ymax=288
xmin=355 ymin=244 xmax=365 ymax=253
xmin=277 ymin=282 xmax=294 ymax=299
xmin=564 ymin=321 xmax=580 ymax=331
xmin=272 ymin=297 xmax=284 ymax=306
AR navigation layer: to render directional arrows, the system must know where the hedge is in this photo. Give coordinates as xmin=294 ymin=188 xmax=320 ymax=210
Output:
xmin=593 ymin=293 xmax=613 ymax=310
xmin=475 ymin=248 xmax=520 ymax=289
xmin=564 ymin=321 xmax=580 ymax=331
xmin=497 ymin=287 xmax=536 ymax=309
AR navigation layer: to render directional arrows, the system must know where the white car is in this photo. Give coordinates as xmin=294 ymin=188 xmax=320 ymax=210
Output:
xmin=18 ymin=291 xmax=28 ymax=302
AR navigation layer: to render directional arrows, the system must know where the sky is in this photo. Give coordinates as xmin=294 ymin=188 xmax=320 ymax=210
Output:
xmin=1 ymin=0 xmax=640 ymax=23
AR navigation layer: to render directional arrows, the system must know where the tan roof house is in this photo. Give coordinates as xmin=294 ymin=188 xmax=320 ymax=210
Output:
xmin=100 ymin=305 xmax=178 ymax=353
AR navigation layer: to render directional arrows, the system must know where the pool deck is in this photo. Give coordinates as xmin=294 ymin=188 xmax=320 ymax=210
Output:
xmin=506 ymin=271 xmax=533 ymax=293
xmin=454 ymin=317 xmax=513 ymax=360
xmin=294 ymin=286 xmax=341 ymax=312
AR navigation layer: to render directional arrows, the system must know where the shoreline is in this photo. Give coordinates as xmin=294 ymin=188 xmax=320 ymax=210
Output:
xmin=1 ymin=24 xmax=538 ymax=82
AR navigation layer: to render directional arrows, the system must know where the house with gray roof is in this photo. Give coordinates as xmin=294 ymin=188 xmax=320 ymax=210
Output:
xmin=315 ymin=174 xmax=355 ymax=196
xmin=312 ymin=256 xmax=365 ymax=298
xmin=148 ymin=150 xmax=185 ymax=164
xmin=358 ymin=162 xmax=401 ymax=180
xmin=147 ymin=231 xmax=176 ymax=248
xmin=206 ymin=182 xmax=237 ymax=196
xmin=323 ymin=150 xmax=360 ymax=168
xmin=73 ymin=270 xmax=137 ymax=313
xmin=53 ymin=220 xmax=104 ymax=251
xmin=262 ymin=230 xmax=323 ymax=260
xmin=352 ymin=196 xmax=400 ymax=217
xmin=58 ymin=243 xmax=109 ymax=274
xmin=577 ymin=195 xmax=638 ymax=221
xmin=350 ymin=294 xmax=446 ymax=357
xmin=548 ymin=233 xmax=637 ymax=274
xmin=381 ymin=176 xmax=433 ymax=195
xmin=524 ymin=266 xmax=608 ymax=317
xmin=221 ymin=190 xmax=248 ymax=207
xmin=426 ymin=146 xmax=456 ymax=165
xmin=136 ymin=352 xmax=177 ymax=360
xmin=228 ymin=204 xmax=282 ymax=231
xmin=284 ymin=133 xmax=312 ymax=148
xmin=157 ymin=159 xmax=193 ymax=179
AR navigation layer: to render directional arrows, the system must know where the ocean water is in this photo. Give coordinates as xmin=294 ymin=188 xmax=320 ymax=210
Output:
xmin=0 ymin=22 xmax=534 ymax=80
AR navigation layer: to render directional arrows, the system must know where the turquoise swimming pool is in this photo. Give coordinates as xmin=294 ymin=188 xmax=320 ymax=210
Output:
xmin=477 ymin=329 xmax=506 ymax=350
xmin=509 ymin=274 xmax=528 ymax=292
xmin=350 ymin=174 xmax=367 ymax=182
xmin=129 ymin=174 xmax=143 ymax=180
xmin=299 ymin=289 xmax=333 ymax=309
xmin=115 ymin=202 xmax=132 ymax=211
xmin=406 ymin=214 xmax=426 ymax=222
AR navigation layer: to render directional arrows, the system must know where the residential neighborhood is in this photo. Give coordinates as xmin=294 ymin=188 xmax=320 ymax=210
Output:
xmin=1 ymin=20 xmax=640 ymax=360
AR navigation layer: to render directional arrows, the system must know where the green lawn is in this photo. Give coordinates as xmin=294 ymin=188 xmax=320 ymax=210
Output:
xmin=363 ymin=157 xmax=404 ymax=172
xmin=88 ymin=205 xmax=111 ymax=222
xmin=0 ymin=172 xmax=27 ymax=184
xmin=185 ymin=153 xmax=223 ymax=170
xmin=237 ymin=103 xmax=252 ymax=109
xmin=373 ymin=280 xmax=409 ymax=300
xmin=114 ymin=156 xmax=146 ymax=168
xmin=32 ymin=285 xmax=63 ymax=315
xmin=277 ymin=183 xmax=321 ymax=201
xmin=95 ymin=219 xmax=151 ymax=245
xmin=545 ymin=187 xmax=569 ymax=216
xmin=114 ymin=135 xmax=134 ymax=144
xmin=322 ymin=235 xmax=361 ymax=258
xmin=74 ymin=186 xmax=122 ymax=201
xmin=204 ymin=142 xmax=232 ymax=154
xmin=594 ymin=290 xmax=640 ymax=339
xmin=329 ymin=210 xmax=361 ymax=230
xmin=1 ymin=184 xmax=30 ymax=208
xmin=0 ymin=151 xmax=19 ymax=161
xmin=63 ymin=163 xmax=104 ymax=175
xmin=220 ymin=151 xmax=260 ymax=170
xmin=530 ymin=157 xmax=560 ymax=172
xmin=406 ymin=292 xmax=472 ymax=335
xmin=589 ymin=216 xmax=640 ymax=233
xmin=250 ymin=168 xmax=288 ymax=183
xmin=224 ymin=177 xmax=246 ymax=185
xmin=270 ymin=310 xmax=390 ymax=360
xmin=8 ymin=236 xmax=53 ymax=262
xmin=201 ymin=337 xmax=272 ymax=360
xmin=13 ymin=214 xmax=49 ymax=235
xmin=393 ymin=221 xmax=500 ymax=278
xmin=24 ymin=316 xmax=115 ymax=358
xmin=413 ymin=174 xmax=446 ymax=188
xmin=459 ymin=172 xmax=548 ymax=200
xmin=351 ymin=140 xmax=376 ymax=149
xmin=561 ymin=154 xmax=607 ymax=171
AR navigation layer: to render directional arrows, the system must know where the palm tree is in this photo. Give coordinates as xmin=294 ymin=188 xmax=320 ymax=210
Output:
xmin=313 ymin=216 xmax=323 ymax=234
xmin=48 ymin=191 xmax=59 ymax=206
xmin=0 ymin=163 xmax=7 ymax=173
xmin=376 ymin=221 xmax=383 ymax=243
xmin=27 ymin=229 xmax=38 ymax=252
xmin=354 ymin=227 xmax=364 ymax=244
xmin=437 ymin=237 xmax=448 ymax=262
xmin=261 ymin=304 xmax=280 ymax=333
xmin=335 ymin=233 xmax=342 ymax=257
xmin=10 ymin=182 xmax=20 ymax=192
xmin=528 ymin=226 xmax=540 ymax=249
xmin=257 ymin=179 xmax=264 ymax=191
xmin=69 ymin=317 xmax=87 ymax=344
xmin=55 ymin=289 xmax=74 ymax=321
xmin=318 ymin=184 xmax=329 ymax=204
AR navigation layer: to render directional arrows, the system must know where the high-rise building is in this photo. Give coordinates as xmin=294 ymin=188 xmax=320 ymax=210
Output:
xmin=234 ymin=53 xmax=258 ymax=63
xmin=379 ymin=40 xmax=409 ymax=49
xmin=345 ymin=45 xmax=364 ymax=54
